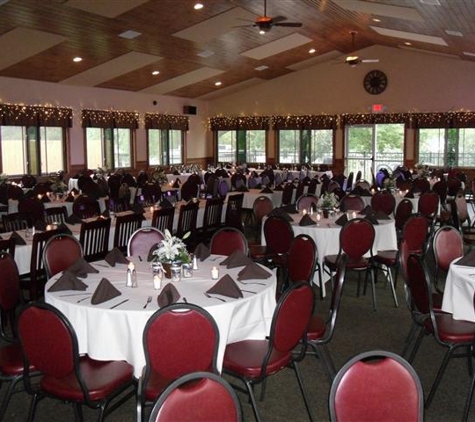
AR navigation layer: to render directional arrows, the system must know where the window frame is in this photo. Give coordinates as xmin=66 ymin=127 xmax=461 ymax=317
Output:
xmin=215 ymin=129 xmax=267 ymax=164
xmin=147 ymin=128 xmax=185 ymax=166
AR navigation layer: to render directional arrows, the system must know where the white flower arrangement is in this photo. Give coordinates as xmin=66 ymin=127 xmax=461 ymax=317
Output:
xmin=414 ymin=163 xmax=430 ymax=178
xmin=318 ymin=192 xmax=339 ymax=209
xmin=152 ymin=167 xmax=168 ymax=184
xmin=153 ymin=229 xmax=191 ymax=264
xmin=383 ymin=177 xmax=396 ymax=189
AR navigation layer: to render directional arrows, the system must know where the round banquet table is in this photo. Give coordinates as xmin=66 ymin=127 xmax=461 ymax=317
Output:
xmin=442 ymin=257 xmax=475 ymax=322
xmin=45 ymin=255 xmax=277 ymax=377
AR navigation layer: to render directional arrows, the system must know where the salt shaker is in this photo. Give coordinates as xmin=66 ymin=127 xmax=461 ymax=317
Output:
xmin=192 ymin=255 xmax=198 ymax=270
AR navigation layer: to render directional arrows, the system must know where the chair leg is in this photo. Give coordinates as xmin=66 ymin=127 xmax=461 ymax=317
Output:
xmin=386 ymin=265 xmax=399 ymax=308
xmin=73 ymin=402 xmax=83 ymax=422
xmin=369 ymin=268 xmax=377 ymax=311
xmin=425 ymin=346 xmax=456 ymax=408
xmin=401 ymin=323 xmax=418 ymax=358
xmin=310 ymin=343 xmax=335 ymax=383
xmin=259 ymin=379 xmax=267 ymax=402
xmin=463 ymin=371 xmax=475 ymax=422
xmin=27 ymin=394 xmax=39 ymax=422
xmin=244 ymin=379 xmax=261 ymax=422
xmin=0 ymin=375 xmax=22 ymax=421
xmin=292 ymin=362 xmax=315 ymax=422
xmin=408 ymin=327 xmax=425 ymax=364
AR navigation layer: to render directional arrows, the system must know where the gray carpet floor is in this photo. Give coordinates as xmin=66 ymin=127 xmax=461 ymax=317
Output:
xmin=2 ymin=269 xmax=473 ymax=421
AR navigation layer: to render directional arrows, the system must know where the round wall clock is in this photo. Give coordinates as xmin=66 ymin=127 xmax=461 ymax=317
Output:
xmin=363 ymin=70 xmax=388 ymax=95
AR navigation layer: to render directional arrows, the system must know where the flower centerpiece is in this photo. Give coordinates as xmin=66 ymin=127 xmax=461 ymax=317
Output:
xmin=383 ymin=176 xmax=396 ymax=190
xmin=152 ymin=230 xmax=191 ymax=278
xmin=49 ymin=171 xmax=68 ymax=194
xmin=318 ymin=192 xmax=339 ymax=218
xmin=414 ymin=162 xmax=430 ymax=179
xmin=151 ymin=166 xmax=168 ymax=185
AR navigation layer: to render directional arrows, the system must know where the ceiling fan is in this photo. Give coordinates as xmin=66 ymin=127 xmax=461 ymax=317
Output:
xmin=236 ymin=0 xmax=303 ymax=34
xmin=344 ymin=31 xmax=379 ymax=67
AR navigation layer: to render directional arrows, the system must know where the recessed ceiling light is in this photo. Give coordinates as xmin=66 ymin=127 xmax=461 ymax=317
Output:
xmin=259 ymin=30 xmax=266 ymax=35
xmin=194 ymin=3 xmax=204 ymax=10
xmin=118 ymin=30 xmax=142 ymax=39
xmin=197 ymin=50 xmax=214 ymax=58
xmin=372 ymin=18 xmax=381 ymax=22
xmin=214 ymin=81 xmax=222 ymax=86
xmin=255 ymin=65 xmax=269 ymax=71
xmin=445 ymin=29 xmax=463 ymax=37
xmin=152 ymin=70 xmax=160 ymax=75
xmin=309 ymin=48 xmax=316 ymax=54
xmin=73 ymin=57 xmax=82 ymax=63
xmin=404 ymin=41 xmax=412 ymax=46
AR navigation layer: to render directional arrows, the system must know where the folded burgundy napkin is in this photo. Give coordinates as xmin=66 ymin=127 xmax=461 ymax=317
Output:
xmin=365 ymin=214 xmax=379 ymax=225
xmin=299 ymin=214 xmax=316 ymax=226
xmin=159 ymin=199 xmax=173 ymax=208
xmin=158 ymin=283 xmax=180 ymax=307
xmin=34 ymin=220 xmax=47 ymax=231
xmin=105 ymin=248 xmax=130 ymax=267
xmin=57 ymin=223 xmax=72 ymax=235
xmin=335 ymin=214 xmax=349 ymax=226
xmin=91 ymin=278 xmax=121 ymax=305
xmin=260 ymin=187 xmax=273 ymax=194
xmin=194 ymin=243 xmax=211 ymax=261
xmin=66 ymin=214 xmax=82 ymax=225
xmin=455 ymin=251 xmax=475 ymax=267
xmin=274 ymin=185 xmax=284 ymax=191
xmin=10 ymin=231 xmax=26 ymax=246
xmin=237 ymin=262 xmax=272 ymax=281
xmin=236 ymin=186 xmax=249 ymax=192
xmin=65 ymin=188 xmax=79 ymax=202
xmin=206 ymin=274 xmax=243 ymax=299
xmin=172 ymin=179 xmax=181 ymax=188
xmin=268 ymin=208 xmax=294 ymax=222
xmin=47 ymin=271 xmax=88 ymax=292
xmin=281 ymin=204 xmax=299 ymax=214
xmin=220 ymin=250 xmax=252 ymax=268
xmin=67 ymin=258 xmax=100 ymax=278
xmin=375 ymin=210 xmax=391 ymax=220
xmin=359 ymin=205 xmax=374 ymax=216
xmin=405 ymin=191 xmax=414 ymax=198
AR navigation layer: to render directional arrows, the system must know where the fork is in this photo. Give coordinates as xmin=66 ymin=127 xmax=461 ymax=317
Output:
xmin=143 ymin=296 xmax=152 ymax=309
xmin=204 ymin=292 xmax=226 ymax=302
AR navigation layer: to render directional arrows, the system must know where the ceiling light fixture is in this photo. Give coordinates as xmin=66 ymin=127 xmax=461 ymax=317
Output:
xmin=73 ymin=57 xmax=82 ymax=62
xmin=152 ymin=70 xmax=160 ymax=75
xmin=309 ymin=48 xmax=316 ymax=54
xmin=404 ymin=41 xmax=412 ymax=45
xmin=214 ymin=81 xmax=222 ymax=86
xmin=194 ymin=3 xmax=203 ymax=10
xmin=372 ymin=18 xmax=381 ymax=22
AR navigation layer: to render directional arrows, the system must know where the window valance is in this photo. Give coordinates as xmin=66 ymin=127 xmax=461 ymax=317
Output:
xmin=209 ymin=116 xmax=270 ymax=131
xmin=273 ymin=115 xmax=337 ymax=130
xmin=145 ymin=113 xmax=189 ymax=131
xmin=341 ymin=113 xmax=410 ymax=127
xmin=0 ymin=104 xmax=72 ymax=127
xmin=81 ymin=109 xmax=139 ymax=129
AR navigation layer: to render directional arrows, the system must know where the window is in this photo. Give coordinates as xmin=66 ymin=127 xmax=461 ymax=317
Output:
xmin=0 ymin=125 xmax=66 ymax=175
xmin=86 ymin=127 xmax=132 ymax=170
xmin=418 ymin=128 xmax=475 ymax=167
xmin=147 ymin=129 xmax=184 ymax=165
xmin=278 ymin=129 xmax=333 ymax=164
xmin=216 ymin=130 xmax=266 ymax=163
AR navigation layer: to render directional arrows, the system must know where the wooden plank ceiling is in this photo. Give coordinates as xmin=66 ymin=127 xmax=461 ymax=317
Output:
xmin=0 ymin=0 xmax=474 ymax=99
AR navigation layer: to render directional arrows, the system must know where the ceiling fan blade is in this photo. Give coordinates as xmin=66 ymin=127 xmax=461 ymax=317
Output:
xmin=271 ymin=15 xmax=287 ymax=23
xmin=361 ymin=59 xmax=380 ymax=63
xmin=232 ymin=24 xmax=254 ymax=28
xmin=275 ymin=22 xmax=302 ymax=27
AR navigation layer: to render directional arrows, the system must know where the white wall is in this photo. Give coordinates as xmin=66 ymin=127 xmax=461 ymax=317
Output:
xmin=0 ymin=77 xmax=210 ymax=167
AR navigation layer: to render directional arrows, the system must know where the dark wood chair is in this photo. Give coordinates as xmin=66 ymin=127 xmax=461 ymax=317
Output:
xmin=113 ymin=213 xmax=143 ymax=253
xmin=198 ymin=197 xmax=224 ymax=244
xmin=79 ymin=217 xmax=111 ymax=262
xmin=2 ymin=213 xmax=31 ymax=233
xmin=72 ymin=194 xmax=101 ymax=219
xmin=44 ymin=206 xmax=68 ymax=225
xmin=176 ymin=201 xmax=199 ymax=249
xmin=151 ymin=207 xmax=175 ymax=234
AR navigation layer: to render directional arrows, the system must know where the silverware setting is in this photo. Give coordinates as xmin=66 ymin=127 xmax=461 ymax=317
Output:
xmin=183 ymin=297 xmax=188 ymax=303
xmin=143 ymin=296 xmax=152 ymax=309
xmin=77 ymin=295 xmax=92 ymax=303
xmin=60 ymin=292 xmax=90 ymax=297
xmin=110 ymin=299 xmax=129 ymax=309
xmin=204 ymin=292 xmax=226 ymax=302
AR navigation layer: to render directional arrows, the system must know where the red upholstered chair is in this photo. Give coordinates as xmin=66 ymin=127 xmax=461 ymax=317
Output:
xmin=463 ymin=293 xmax=475 ymax=421
xmin=138 ymin=304 xmax=219 ymax=422
xmin=0 ymin=253 xmax=34 ymax=420
xmin=43 ymin=233 xmax=83 ymax=278
xmin=432 ymin=180 xmax=448 ymax=207
xmin=329 ymin=350 xmax=424 ymax=422
xmin=339 ymin=194 xmax=365 ymax=212
xmin=447 ymin=177 xmax=462 ymax=197
xmin=394 ymin=198 xmax=413 ymax=238
xmin=296 ymin=194 xmax=318 ymax=212
xmin=370 ymin=190 xmax=396 ymax=216
xmin=113 ymin=212 xmax=143 ymax=253
xmin=127 ymin=227 xmax=164 ymax=258
xmin=148 ymin=372 xmax=242 ymax=422
xmin=222 ymin=283 xmax=315 ymax=422
xmin=404 ymin=254 xmax=475 ymax=408
xmin=323 ymin=218 xmax=377 ymax=309
xmin=307 ymin=255 xmax=347 ymax=382
xmin=402 ymin=213 xmax=429 ymax=255
xmin=210 ymin=227 xmax=248 ymax=256
xmin=417 ymin=190 xmax=439 ymax=221
xmin=17 ymin=303 xmax=135 ymax=421
xmin=412 ymin=177 xmax=430 ymax=194
xmin=432 ymin=226 xmax=463 ymax=292
xmin=151 ymin=207 xmax=175 ymax=234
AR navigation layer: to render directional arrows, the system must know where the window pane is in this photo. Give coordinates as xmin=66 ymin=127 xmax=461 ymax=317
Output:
xmin=374 ymin=124 xmax=404 ymax=171
xmin=27 ymin=127 xmax=39 ymax=175
xmin=169 ymin=130 xmax=183 ymax=164
xmin=246 ymin=130 xmax=266 ymax=163
xmin=217 ymin=130 xmax=236 ymax=162
xmin=114 ymin=128 xmax=131 ymax=168
xmin=310 ymin=129 xmax=333 ymax=164
xmin=278 ymin=130 xmax=300 ymax=164
xmin=40 ymin=127 xmax=64 ymax=174
xmin=86 ymin=127 xmax=103 ymax=169
xmin=346 ymin=126 xmax=373 ymax=180
xmin=1 ymin=126 xmax=26 ymax=175
xmin=457 ymin=128 xmax=475 ymax=167
xmin=148 ymin=129 xmax=162 ymax=165
xmin=418 ymin=129 xmax=445 ymax=166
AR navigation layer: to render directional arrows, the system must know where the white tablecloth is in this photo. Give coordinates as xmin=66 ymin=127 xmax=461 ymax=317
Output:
xmin=442 ymin=257 xmax=475 ymax=322
xmin=45 ymin=255 xmax=276 ymax=377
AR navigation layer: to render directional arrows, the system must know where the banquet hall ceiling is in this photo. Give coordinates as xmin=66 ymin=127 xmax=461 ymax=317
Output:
xmin=0 ymin=0 xmax=474 ymax=99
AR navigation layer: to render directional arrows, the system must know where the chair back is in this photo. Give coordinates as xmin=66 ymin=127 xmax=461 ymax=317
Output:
xmin=0 ymin=238 xmax=15 ymax=258
xmin=296 ymin=194 xmax=318 ymax=212
xmin=18 ymin=197 xmax=45 ymax=223
xmin=253 ymin=196 xmax=273 ymax=224
xmin=339 ymin=194 xmax=365 ymax=212
xmin=0 ymin=253 xmax=21 ymax=328
xmin=454 ymin=193 xmax=470 ymax=227
xmin=307 ymin=178 xmax=319 ymax=195
xmin=225 ymin=193 xmax=244 ymax=231
xmin=141 ymin=184 xmax=162 ymax=207
xmin=402 ymin=214 xmax=429 ymax=254
xmin=405 ymin=254 xmax=431 ymax=315
xmin=340 ymin=218 xmax=375 ymax=260
xmin=113 ymin=213 xmax=143 ymax=253
xmin=447 ymin=177 xmax=462 ymax=197
xmin=324 ymin=255 xmax=347 ymax=343
xmin=370 ymin=191 xmax=396 ymax=216
xmin=44 ymin=206 xmax=68 ymax=224
xmin=137 ymin=171 xmax=149 ymax=188
xmin=7 ymin=185 xmax=24 ymax=201
xmin=329 ymin=350 xmax=424 ymax=422
xmin=281 ymin=184 xmax=294 ymax=206
xmin=152 ymin=207 xmax=175 ymax=234
xmin=121 ymin=173 xmax=137 ymax=188
xmin=327 ymin=180 xmax=340 ymax=193
xmin=2 ymin=212 xmax=31 ymax=232
xmin=432 ymin=180 xmax=447 ymax=205
xmin=231 ymin=173 xmax=246 ymax=190
xmin=345 ymin=172 xmax=354 ymax=192
xmin=218 ymin=180 xmax=229 ymax=198
xmin=128 ymin=227 xmax=164 ymax=258
xmin=107 ymin=174 xmax=122 ymax=199
xmin=417 ymin=191 xmax=439 ymax=219
xmin=295 ymin=182 xmax=304 ymax=200
xmin=433 ymin=226 xmax=463 ymax=273
xmin=202 ymin=198 xmax=224 ymax=232
xmin=43 ymin=234 xmax=83 ymax=278
xmin=288 ymin=235 xmax=317 ymax=283
xmin=21 ymin=175 xmax=36 ymax=189
xmin=181 ymin=181 xmax=199 ymax=202
xmin=264 ymin=216 xmax=294 ymax=255
xmin=143 ymin=304 xmax=219 ymax=390
xmin=148 ymin=372 xmax=242 ymax=422
xmin=412 ymin=178 xmax=430 ymax=194
xmin=176 ymin=201 xmax=199 ymax=239
xmin=210 ymin=227 xmax=248 ymax=256
xmin=72 ymin=194 xmax=100 ymax=219
xmin=394 ymin=199 xmax=413 ymax=233
xmin=79 ymin=217 xmax=111 ymax=262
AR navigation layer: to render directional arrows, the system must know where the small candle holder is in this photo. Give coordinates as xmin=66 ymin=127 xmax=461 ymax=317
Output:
xmin=153 ymin=274 xmax=162 ymax=290
xmin=126 ymin=262 xmax=136 ymax=287
xmin=192 ymin=255 xmax=198 ymax=270
xmin=170 ymin=263 xmax=182 ymax=282
xmin=182 ymin=263 xmax=193 ymax=278
xmin=211 ymin=266 xmax=219 ymax=280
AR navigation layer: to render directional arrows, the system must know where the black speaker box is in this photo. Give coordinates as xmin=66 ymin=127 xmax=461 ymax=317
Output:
xmin=183 ymin=105 xmax=197 ymax=115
